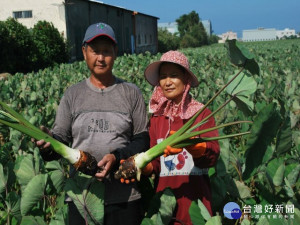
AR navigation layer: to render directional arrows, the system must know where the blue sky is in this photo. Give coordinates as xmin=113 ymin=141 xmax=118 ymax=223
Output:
xmin=102 ymin=0 xmax=300 ymax=38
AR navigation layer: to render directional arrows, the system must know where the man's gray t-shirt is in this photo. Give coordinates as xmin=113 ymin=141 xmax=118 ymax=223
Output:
xmin=52 ymin=76 xmax=148 ymax=204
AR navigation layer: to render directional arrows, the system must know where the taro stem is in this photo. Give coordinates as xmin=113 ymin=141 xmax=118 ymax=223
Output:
xmin=0 ymin=101 xmax=99 ymax=176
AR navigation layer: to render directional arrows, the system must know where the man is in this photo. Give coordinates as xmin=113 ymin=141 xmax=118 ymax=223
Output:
xmin=37 ymin=22 xmax=149 ymax=225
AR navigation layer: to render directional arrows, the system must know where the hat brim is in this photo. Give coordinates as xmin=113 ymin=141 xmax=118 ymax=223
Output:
xmin=84 ymin=34 xmax=117 ymax=45
xmin=144 ymin=61 xmax=199 ymax=87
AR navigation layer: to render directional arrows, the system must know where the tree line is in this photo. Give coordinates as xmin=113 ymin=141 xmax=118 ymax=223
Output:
xmin=158 ymin=11 xmax=220 ymax=52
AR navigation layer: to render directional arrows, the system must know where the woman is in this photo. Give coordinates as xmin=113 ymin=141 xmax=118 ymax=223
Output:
xmin=143 ymin=50 xmax=220 ymax=225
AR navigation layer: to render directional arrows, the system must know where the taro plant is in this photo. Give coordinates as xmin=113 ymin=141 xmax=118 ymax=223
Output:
xmin=0 ymin=39 xmax=299 ymax=224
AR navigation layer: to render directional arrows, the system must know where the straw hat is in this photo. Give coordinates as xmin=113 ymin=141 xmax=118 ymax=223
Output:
xmin=144 ymin=50 xmax=199 ymax=87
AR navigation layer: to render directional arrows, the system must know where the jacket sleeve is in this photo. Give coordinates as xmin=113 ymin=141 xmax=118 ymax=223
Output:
xmin=112 ymin=131 xmax=150 ymax=165
xmin=193 ymin=108 xmax=220 ymax=168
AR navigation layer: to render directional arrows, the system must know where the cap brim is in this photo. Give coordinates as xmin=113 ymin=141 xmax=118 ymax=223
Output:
xmin=144 ymin=61 xmax=199 ymax=87
xmin=84 ymin=34 xmax=117 ymax=44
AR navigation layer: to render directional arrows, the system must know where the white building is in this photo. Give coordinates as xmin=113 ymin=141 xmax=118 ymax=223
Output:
xmin=202 ymin=20 xmax=212 ymax=36
xmin=0 ymin=0 xmax=158 ymax=59
xmin=218 ymin=31 xmax=237 ymax=43
xmin=158 ymin=19 xmax=212 ymax=37
xmin=0 ymin=0 xmax=67 ymax=37
xmin=276 ymin=28 xmax=296 ymax=39
xmin=242 ymin=28 xmax=277 ymax=42
xmin=158 ymin=22 xmax=179 ymax=35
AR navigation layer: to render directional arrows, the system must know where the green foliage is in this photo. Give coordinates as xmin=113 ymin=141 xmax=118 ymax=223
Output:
xmin=0 ymin=18 xmax=69 ymax=74
xmin=0 ymin=18 xmax=35 ymax=74
xmin=208 ymin=35 xmax=221 ymax=44
xmin=176 ymin=11 xmax=208 ymax=48
xmin=0 ymin=39 xmax=299 ymax=224
xmin=65 ymin=174 xmax=104 ymax=225
xmin=32 ymin=21 xmax=69 ymax=69
xmin=157 ymin=28 xmax=180 ymax=53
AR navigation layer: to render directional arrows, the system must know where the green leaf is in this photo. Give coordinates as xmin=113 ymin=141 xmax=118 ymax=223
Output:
xmin=241 ymin=219 xmax=251 ymax=225
xmin=145 ymin=188 xmax=176 ymax=225
xmin=275 ymin=115 xmax=292 ymax=156
xmin=15 ymin=155 xmax=37 ymax=190
xmin=243 ymin=103 xmax=282 ymax=180
xmin=205 ymin=216 xmax=222 ymax=225
xmin=226 ymin=72 xmax=257 ymax=113
xmin=20 ymin=216 xmax=48 ymax=225
xmin=30 ymin=92 xmax=37 ymax=101
xmin=0 ymin=164 xmax=6 ymax=194
xmin=234 ymin=180 xmax=252 ymax=199
xmin=159 ymin=188 xmax=176 ymax=224
xmin=256 ymin=217 xmax=269 ymax=225
xmin=283 ymin=177 xmax=294 ymax=198
xmin=287 ymin=164 xmax=300 ymax=186
xmin=65 ymin=173 xmax=104 ymax=225
xmin=49 ymin=204 xmax=68 ymax=225
xmin=141 ymin=217 xmax=160 ymax=225
xmin=46 ymin=161 xmax=65 ymax=194
xmin=6 ymin=192 xmax=21 ymax=221
xmin=266 ymin=158 xmax=285 ymax=186
xmin=189 ymin=201 xmax=205 ymax=225
xmin=20 ymin=174 xmax=47 ymax=216
xmin=225 ymin=39 xmax=260 ymax=75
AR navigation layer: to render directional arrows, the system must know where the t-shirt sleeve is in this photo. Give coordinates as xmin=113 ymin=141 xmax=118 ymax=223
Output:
xmin=51 ymin=90 xmax=73 ymax=145
xmin=131 ymin=86 xmax=148 ymax=135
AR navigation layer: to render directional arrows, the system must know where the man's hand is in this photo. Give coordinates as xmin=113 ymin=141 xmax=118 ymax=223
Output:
xmin=32 ymin=126 xmax=52 ymax=153
xmin=95 ymin=154 xmax=116 ymax=181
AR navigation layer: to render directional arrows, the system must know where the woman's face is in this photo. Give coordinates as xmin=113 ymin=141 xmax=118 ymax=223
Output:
xmin=159 ymin=63 xmax=188 ymax=104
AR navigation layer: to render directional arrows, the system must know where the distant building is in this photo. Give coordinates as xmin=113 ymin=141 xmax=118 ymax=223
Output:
xmin=158 ymin=19 xmax=212 ymax=37
xmin=158 ymin=22 xmax=179 ymax=35
xmin=276 ymin=28 xmax=296 ymax=39
xmin=242 ymin=28 xmax=277 ymax=42
xmin=218 ymin=31 xmax=237 ymax=43
xmin=0 ymin=0 xmax=159 ymax=60
xmin=202 ymin=20 xmax=212 ymax=36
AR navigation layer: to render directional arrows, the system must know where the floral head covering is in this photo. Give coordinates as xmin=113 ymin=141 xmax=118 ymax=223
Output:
xmin=144 ymin=50 xmax=199 ymax=87
xmin=146 ymin=51 xmax=203 ymax=120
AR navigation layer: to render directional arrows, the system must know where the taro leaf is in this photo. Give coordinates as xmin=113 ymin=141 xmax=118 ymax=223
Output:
xmin=226 ymin=72 xmax=257 ymax=114
xmin=189 ymin=199 xmax=212 ymax=223
xmin=141 ymin=217 xmax=161 ymax=225
xmin=287 ymin=164 xmax=300 ymax=186
xmin=256 ymin=217 xmax=269 ymax=225
xmin=0 ymin=163 xmax=6 ymax=194
xmin=20 ymin=216 xmax=47 ymax=225
xmin=225 ymin=39 xmax=260 ymax=75
xmin=205 ymin=216 xmax=222 ymax=225
xmin=189 ymin=201 xmax=205 ymax=225
xmin=234 ymin=180 xmax=252 ymax=199
xmin=145 ymin=187 xmax=176 ymax=225
xmin=284 ymin=177 xmax=295 ymax=198
xmin=241 ymin=219 xmax=251 ymax=225
xmin=15 ymin=154 xmax=37 ymax=190
xmin=266 ymin=158 xmax=285 ymax=186
xmin=275 ymin=115 xmax=292 ymax=156
xmin=45 ymin=161 xmax=65 ymax=194
xmin=65 ymin=173 xmax=104 ymax=225
xmin=20 ymin=174 xmax=48 ymax=216
xmin=49 ymin=204 xmax=68 ymax=225
xmin=210 ymin=175 xmax=227 ymax=210
xmin=6 ymin=192 xmax=21 ymax=220
xmin=292 ymin=203 xmax=300 ymax=225
xmin=243 ymin=103 xmax=282 ymax=180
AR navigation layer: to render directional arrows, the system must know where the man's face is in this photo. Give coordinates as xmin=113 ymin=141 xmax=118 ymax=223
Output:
xmin=82 ymin=38 xmax=117 ymax=77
